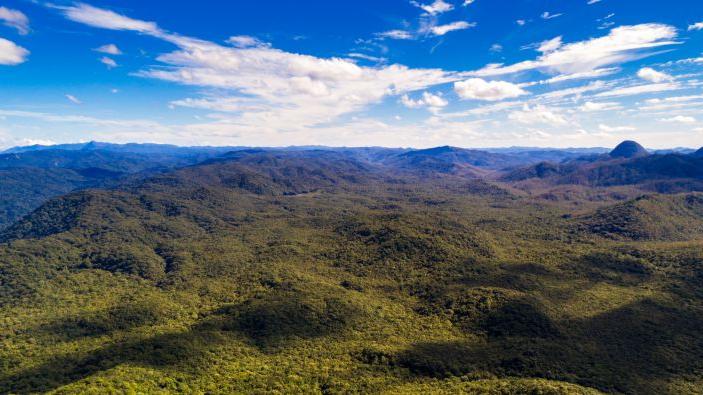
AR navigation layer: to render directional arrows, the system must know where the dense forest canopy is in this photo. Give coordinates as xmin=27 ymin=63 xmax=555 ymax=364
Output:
xmin=1 ymin=142 xmax=703 ymax=394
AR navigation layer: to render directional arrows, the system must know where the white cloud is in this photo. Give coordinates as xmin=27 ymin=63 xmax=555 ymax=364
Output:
xmin=56 ymin=3 xmax=159 ymax=33
xmin=538 ymin=36 xmax=563 ymax=53
xmin=95 ymin=44 xmax=122 ymax=55
xmin=490 ymin=44 xmax=503 ymax=52
xmin=520 ymin=67 xmax=619 ymax=87
xmin=599 ymin=124 xmax=635 ymax=132
xmin=509 ymin=104 xmax=567 ymax=125
xmin=429 ymin=21 xmax=475 ymax=36
xmin=376 ymin=30 xmax=413 ymax=40
xmin=347 ymin=53 xmax=386 ymax=63
xmin=463 ymin=0 xmax=476 ymax=5
xmin=579 ymin=101 xmax=621 ymax=112
xmin=401 ymin=91 xmax=448 ymax=111
xmin=0 ymin=7 xmax=29 ymax=35
xmin=538 ymin=80 xmax=610 ymax=99
xmin=412 ymin=0 xmax=454 ymax=15
xmin=0 ymin=37 xmax=28 ymax=65
xmin=227 ymin=35 xmax=269 ymax=48
xmin=0 ymin=109 xmax=171 ymax=130
xmin=470 ymin=24 xmax=679 ymax=76
xmin=541 ymin=12 xmax=563 ymax=20
xmin=595 ymin=82 xmax=681 ymax=97
xmin=57 ymin=3 xmax=470 ymax=141
xmin=645 ymin=95 xmax=703 ymax=104
xmin=65 ymin=94 xmax=82 ymax=104
xmin=454 ymin=78 xmax=528 ymax=101
xmin=587 ymin=0 xmax=603 ymax=4
xmin=659 ymin=115 xmax=696 ymax=123
xmin=100 ymin=56 xmax=117 ymax=68
xmin=516 ymin=19 xmax=526 ymax=26
xmin=636 ymin=67 xmax=672 ymax=83
xmin=688 ymin=22 xmax=703 ymax=31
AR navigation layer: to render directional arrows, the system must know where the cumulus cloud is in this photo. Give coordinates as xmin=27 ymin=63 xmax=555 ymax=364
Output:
xmin=509 ymin=104 xmax=567 ymax=125
xmin=470 ymin=24 xmax=679 ymax=76
xmin=0 ymin=7 xmax=29 ymax=35
xmin=659 ymin=115 xmax=696 ymax=123
xmin=401 ymin=91 xmax=448 ymax=113
xmin=429 ymin=21 xmax=475 ymax=36
xmin=412 ymin=0 xmax=454 ymax=15
xmin=454 ymin=78 xmax=528 ymax=101
xmin=688 ymin=22 xmax=703 ymax=31
xmin=95 ymin=44 xmax=122 ymax=55
xmin=0 ymin=37 xmax=28 ymax=65
xmin=57 ymin=3 xmax=468 ymax=139
xmin=636 ymin=67 xmax=672 ymax=83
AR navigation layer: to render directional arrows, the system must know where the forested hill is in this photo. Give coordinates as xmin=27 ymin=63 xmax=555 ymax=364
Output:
xmin=1 ymin=147 xmax=703 ymax=393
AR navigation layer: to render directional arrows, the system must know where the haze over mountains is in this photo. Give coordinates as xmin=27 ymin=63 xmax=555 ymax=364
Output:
xmin=1 ymin=140 xmax=699 ymax=231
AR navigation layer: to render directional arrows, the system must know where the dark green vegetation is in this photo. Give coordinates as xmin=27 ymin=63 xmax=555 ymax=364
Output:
xmin=0 ymin=146 xmax=236 ymax=229
xmin=1 ymin=142 xmax=703 ymax=394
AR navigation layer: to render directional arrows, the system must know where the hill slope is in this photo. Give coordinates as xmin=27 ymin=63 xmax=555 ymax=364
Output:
xmin=1 ymin=151 xmax=702 ymax=393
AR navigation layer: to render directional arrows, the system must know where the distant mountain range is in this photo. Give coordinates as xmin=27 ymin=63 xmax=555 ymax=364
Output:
xmin=1 ymin=140 xmax=701 ymax=230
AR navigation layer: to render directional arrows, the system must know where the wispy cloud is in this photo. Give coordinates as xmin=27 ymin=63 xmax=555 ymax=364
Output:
xmin=428 ymin=21 xmax=475 ymax=36
xmin=0 ymin=7 xmax=29 ymax=35
xmin=541 ymin=12 xmax=563 ymax=20
xmin=659 ymin=115 xmax=696 ymax=123
xmin=376 ymin=29 xmax=413 ymax=40
xmin=100 ymin=56 xmax=117 ymax=68
xmin=509 ymin=105 xmax=568 ymax=126
xmin=470 ymin=24 xmax=679 ymax=77
xmin=595 ymin=82 xmax=681 ymax=97
xmin=599 ymin=124 xmax=635 ymax=132
xmin=65 ymin=94 xmax=82 ymax=104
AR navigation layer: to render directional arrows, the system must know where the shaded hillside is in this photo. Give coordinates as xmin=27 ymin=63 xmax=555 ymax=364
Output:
xmin=0 ymin=149 xmax=231 ymax=230
xmin=576 ymin=193 xmax=703 ymax=241
xmin=503 ymin=141 xmax=703 ymax=192
xmin=1 ymin=150 xmax=703 ymax=393
xmin=382 ymin=146 xmax=508 ymax=176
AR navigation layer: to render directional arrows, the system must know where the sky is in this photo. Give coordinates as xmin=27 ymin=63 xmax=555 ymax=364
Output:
xmin=0 ymin=0 xmax=702 ymax=149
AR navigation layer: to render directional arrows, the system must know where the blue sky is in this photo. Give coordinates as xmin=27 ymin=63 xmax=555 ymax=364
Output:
xmin=0 ymin=0 xmax=702 ymax=148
